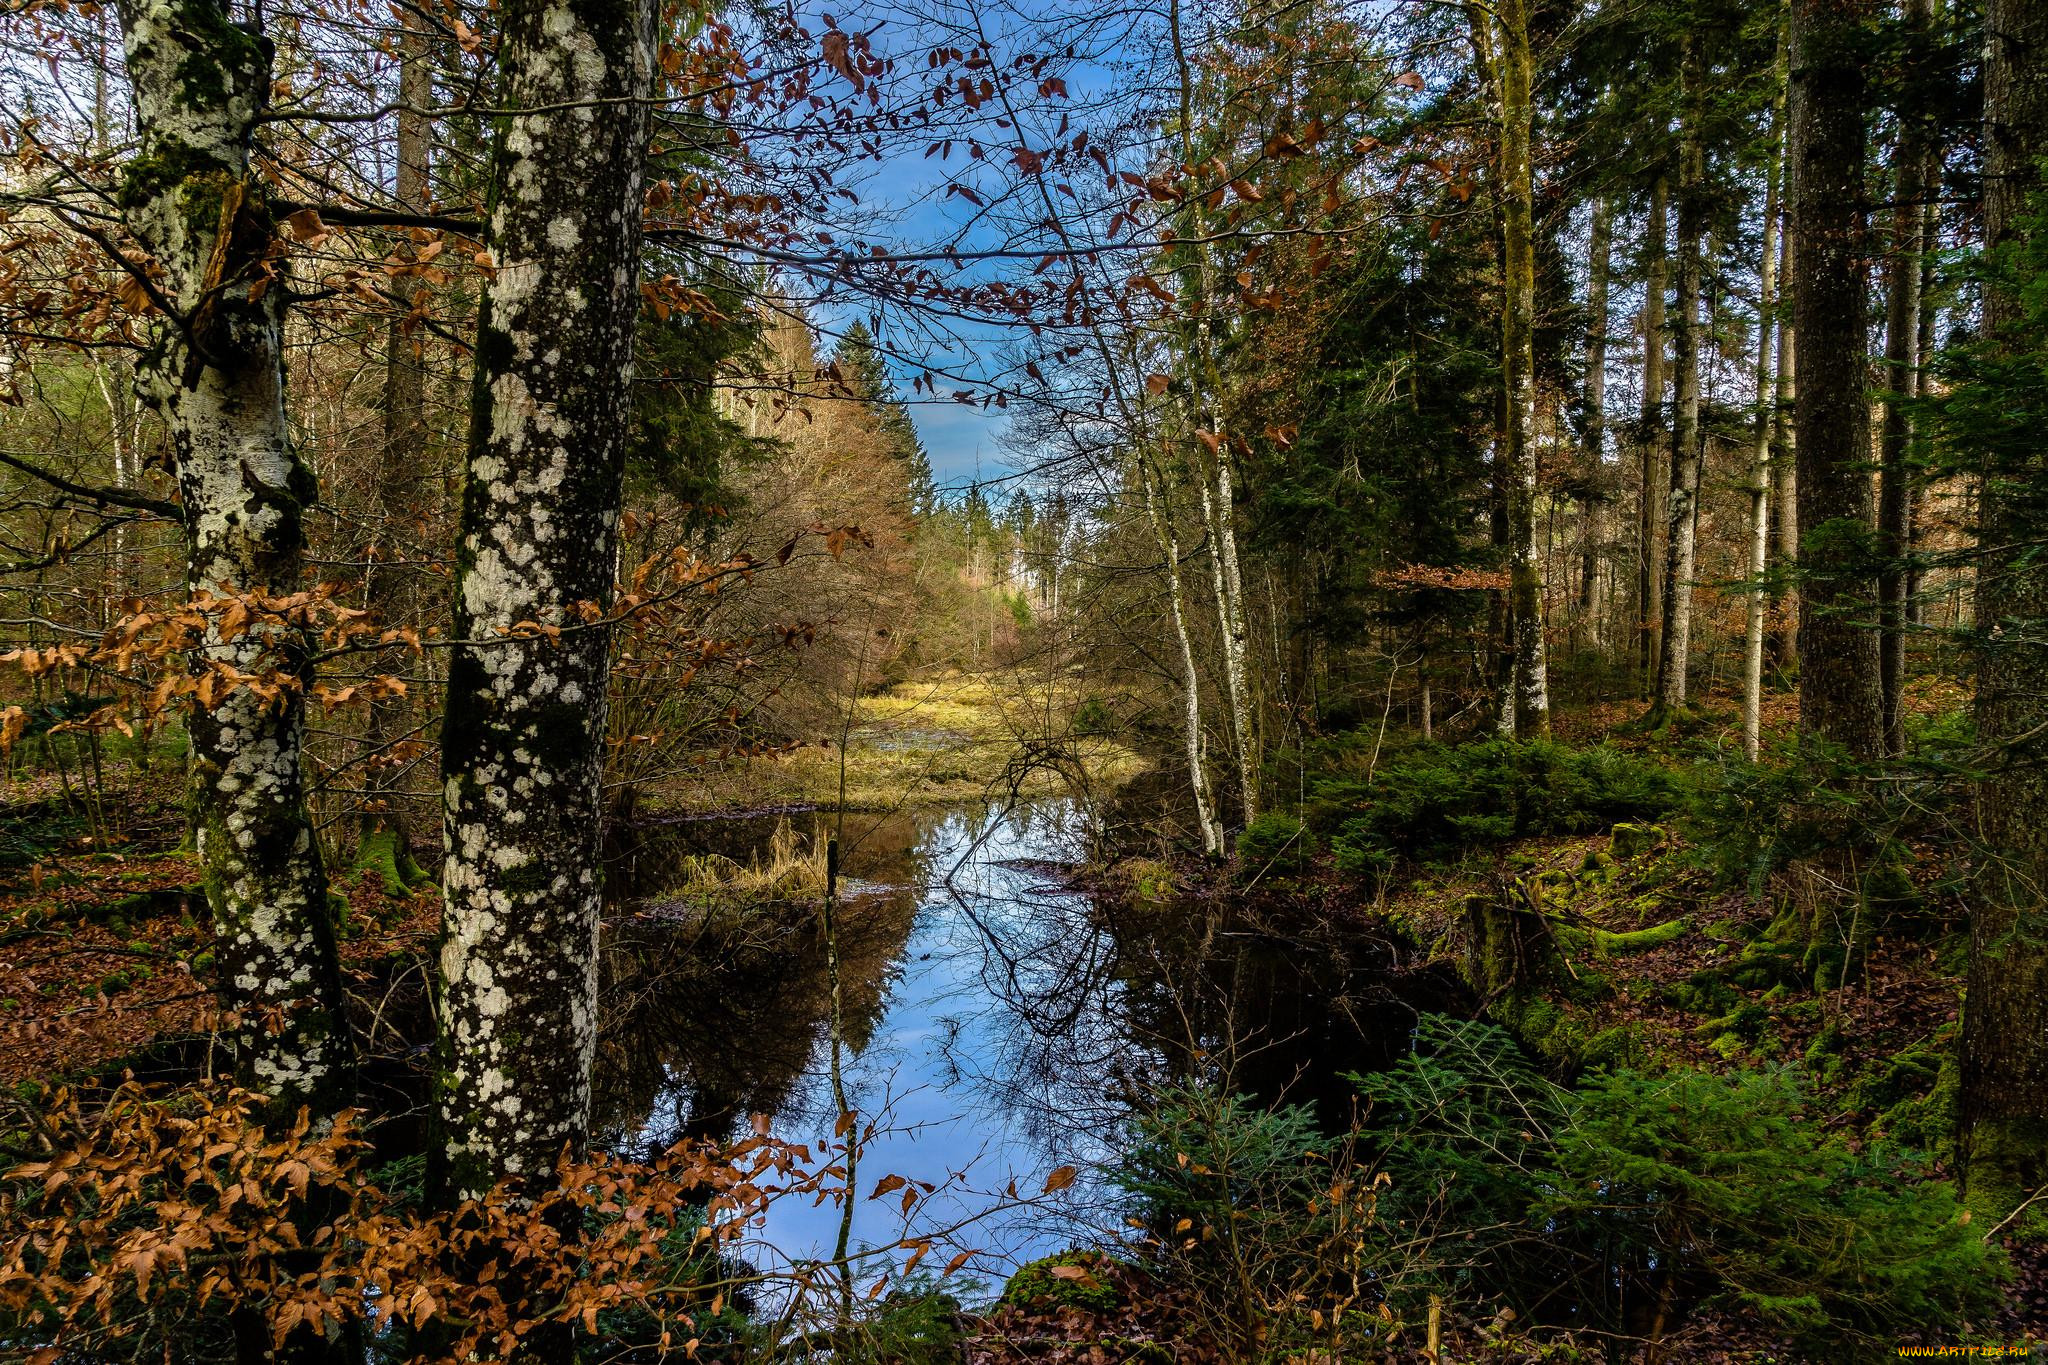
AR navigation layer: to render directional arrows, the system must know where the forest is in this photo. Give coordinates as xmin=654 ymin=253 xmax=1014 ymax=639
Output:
xmin=0 ymin=0 xmax=2044 ymax=1357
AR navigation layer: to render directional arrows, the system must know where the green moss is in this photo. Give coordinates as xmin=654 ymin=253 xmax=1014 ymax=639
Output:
xmin=998 ymin=1250 xmax=1124 ymax=1314
xmin=354 ymin=826 xmax=434 ymax=899
xmin=117 ymin=137 xmax=225 ymax=210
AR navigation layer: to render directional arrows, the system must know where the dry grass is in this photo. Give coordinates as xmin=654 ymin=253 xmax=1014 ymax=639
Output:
xmin=661 ymin=670 xmax=1148 ymax=814
xmin=661 ymin=817 xmax=830 ymax=901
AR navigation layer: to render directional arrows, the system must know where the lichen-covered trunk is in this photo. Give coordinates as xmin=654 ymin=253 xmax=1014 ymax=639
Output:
xmin=1960 ymin=0 xmax=2048 ymax=1223
xmin=1655 ymin=45 xmax=1706 ymax=719
xmin=436 ymin=0 xmax=655 ymax=1198
xmin=1878 ymin=0 xmax=1933 ymax=756
xmin=1636 ymin=176 xmax=1670 ymax=700
xmin=1497 ymin=0 xmax=1548 ymax=737
xmin=1789 ymin=0 xmax=1883 ymax=758
xmin=1744 ymin=33 xmax=1788 ymax=763
xmin=1578 ymin=197 xmax=1613 ymax=645
xmin=114 ymin=0 xmax=350 ymax=1114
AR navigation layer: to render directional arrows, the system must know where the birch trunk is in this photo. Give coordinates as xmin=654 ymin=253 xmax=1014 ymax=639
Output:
xmin=1744 ymin=31 xmax=1788 ymax=761
xmin=1960 ymin=0 xmax=2048 ymax=1224
xmin=1636 ymin=176 xmax=1670 ymax=698
xmin=114 ymin=0 xmax=350 ymax=1113
xmin=1579 ymin=197 xmax=1613 ymax=646
xmin=1770 ymin=216 xmax=1800 ymax=673
xmin=436 ymin=0 xmax=655 ymax=1198
xmin=1168 ymin=0 xmax=1258 ymax=822
xmin=1878 ymin=0 xmax=1933 ymax=755
xmin=1656 ymin=40 xmax=1706 ymax=718
xmin=1497 ymin=0 xmax=1549 ymax=736
xmin=1143 ymin=458 xmax=1224 ymax=857
xmin=1789 ymin=0 xmax=1884 ymax=758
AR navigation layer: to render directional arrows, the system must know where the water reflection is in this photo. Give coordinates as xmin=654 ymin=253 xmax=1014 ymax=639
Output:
xmin=595 ymin=800 xmax=1125 ymax=1276
xmin=591 ymin=795 xmax=1470 ymax=1288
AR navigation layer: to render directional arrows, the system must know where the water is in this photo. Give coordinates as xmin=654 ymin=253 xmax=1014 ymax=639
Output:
xmin=591 ymin=791 xmax=1460 ymax=1302
xmin=596 ymin=799 xmax=1132 ymax=1290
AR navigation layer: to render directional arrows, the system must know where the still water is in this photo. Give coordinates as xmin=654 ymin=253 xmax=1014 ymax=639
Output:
xmin=595 ymin=799 xmax=1131 ymax=1289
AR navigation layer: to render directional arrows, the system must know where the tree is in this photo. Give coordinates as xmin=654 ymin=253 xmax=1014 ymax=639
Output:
xmin=1958 ymin=0 xmax=2048 ymax=1223
xmin=1789 ymin=0 xmax=1883 ymax=758
xmin=831 ymin=320 xmax=935 ymax=517
xmin=435 ymin=0 xmax=657 ymax=1198
xmin=113 ymin=0 xmax=350 ymax=1114
xmin=1653 ymin=37 xmax=1707 ymax=721
xmin=1474 ymin=0 xmax=1550 ymax=737
xmin=1878 ymin=0 xmax=1936 ymax=755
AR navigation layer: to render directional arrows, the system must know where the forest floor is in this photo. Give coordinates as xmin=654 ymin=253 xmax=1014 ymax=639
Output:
xmin=660 ymin=669 xmax=1148 ymax=813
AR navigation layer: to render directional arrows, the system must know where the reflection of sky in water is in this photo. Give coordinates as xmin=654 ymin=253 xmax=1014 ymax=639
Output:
xmin=649 ymin=799 xmax=1132 ymax=1292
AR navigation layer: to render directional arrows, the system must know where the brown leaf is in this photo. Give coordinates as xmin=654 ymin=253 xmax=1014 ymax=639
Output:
xmin=821 ymin=30 xmax=862 ymax=91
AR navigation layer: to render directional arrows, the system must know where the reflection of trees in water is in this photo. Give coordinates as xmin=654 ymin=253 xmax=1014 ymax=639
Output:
xmin=593 ymin=795 xmax=1470 ymax=1200
xmin=592 ymin=809 xmax=926 ymax=1149
xmin=1110 ymin=894 xmax=1474 ymax=1128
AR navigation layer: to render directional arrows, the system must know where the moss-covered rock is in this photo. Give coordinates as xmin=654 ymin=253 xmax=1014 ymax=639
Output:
xmin=998 ymin=1249 xmax=1125 ymax=1314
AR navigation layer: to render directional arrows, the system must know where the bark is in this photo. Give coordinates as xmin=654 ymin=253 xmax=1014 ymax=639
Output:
xmin=1770 ymin=212 xmax=1800 ymax=671
xmin=1495 ymin=0 xmax=1549 ymax=736
xmin=1579 ymin=197 xmax=1614 ymax=645
xmin=1960 ymin=0 xmax=2048 ymax=1221
xmin=1878 ymin=0 xmax=1934 ymax=755
xmin=1744 ymin=31 xmax=1789 ymax=762
xmin=1168 ymin=0 xmax=1259 ymax=822
xmin=114 ymin=0 xmax=350 ymax=1113
xmin=436 ymin=0 xmax=656 ymax=1198
xmin=359 ymin=11 xmax=437 ymax=870
xmin=1655 ymin=41 xmax=1706 ymax=719
xmin=1143 ymin=458 xmax=1224 ymax=857
xmin=1636 ymin=176 xmax=1670 ymax=698
xmin=1789 ymin=0 xmax=1883 ymax=758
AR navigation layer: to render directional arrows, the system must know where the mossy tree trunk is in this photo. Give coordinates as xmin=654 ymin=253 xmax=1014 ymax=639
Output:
xmin=1789 ymin=0 xmax=1884 ymax=759
xmin=114 ymin=0 xmax=350 ymax=1114
xmin=435 ymin=0 xmax=656 ymax=1199
xmin=1960 ymin=0 xmax=2048 ymax=1225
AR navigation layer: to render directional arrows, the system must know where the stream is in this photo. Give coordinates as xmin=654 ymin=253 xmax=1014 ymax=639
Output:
xmin=594 ymin=798 xmax=1130 ymax=1289
xmin=590 ymin=792 xmax=1463 ymax=1298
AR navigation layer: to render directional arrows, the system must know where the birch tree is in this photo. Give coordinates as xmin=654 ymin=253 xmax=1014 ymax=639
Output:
xmin=1743 ymin=30 xmax=1788 ymax=762
xmin=1653 ymin=38 xmax=1706 ymax=721
xmin=1477 ymin=0 xmax=1549 ymax=736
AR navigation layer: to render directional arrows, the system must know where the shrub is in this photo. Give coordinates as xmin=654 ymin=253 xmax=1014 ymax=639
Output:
xmin=1315 ymin=739 xmax=1683 ymax=868
xmin=1355 ymin=1016 xmax=1999 ymax=1357
xmin=1234 ymin=812 xmax=1312 ymax=878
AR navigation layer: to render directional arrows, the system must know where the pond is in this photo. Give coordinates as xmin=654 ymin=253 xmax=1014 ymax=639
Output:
xmin=594 ymin=798 xmax=1130 ymax=1292
xmin=591 ymin=792 xmax=1461 ymax=1300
